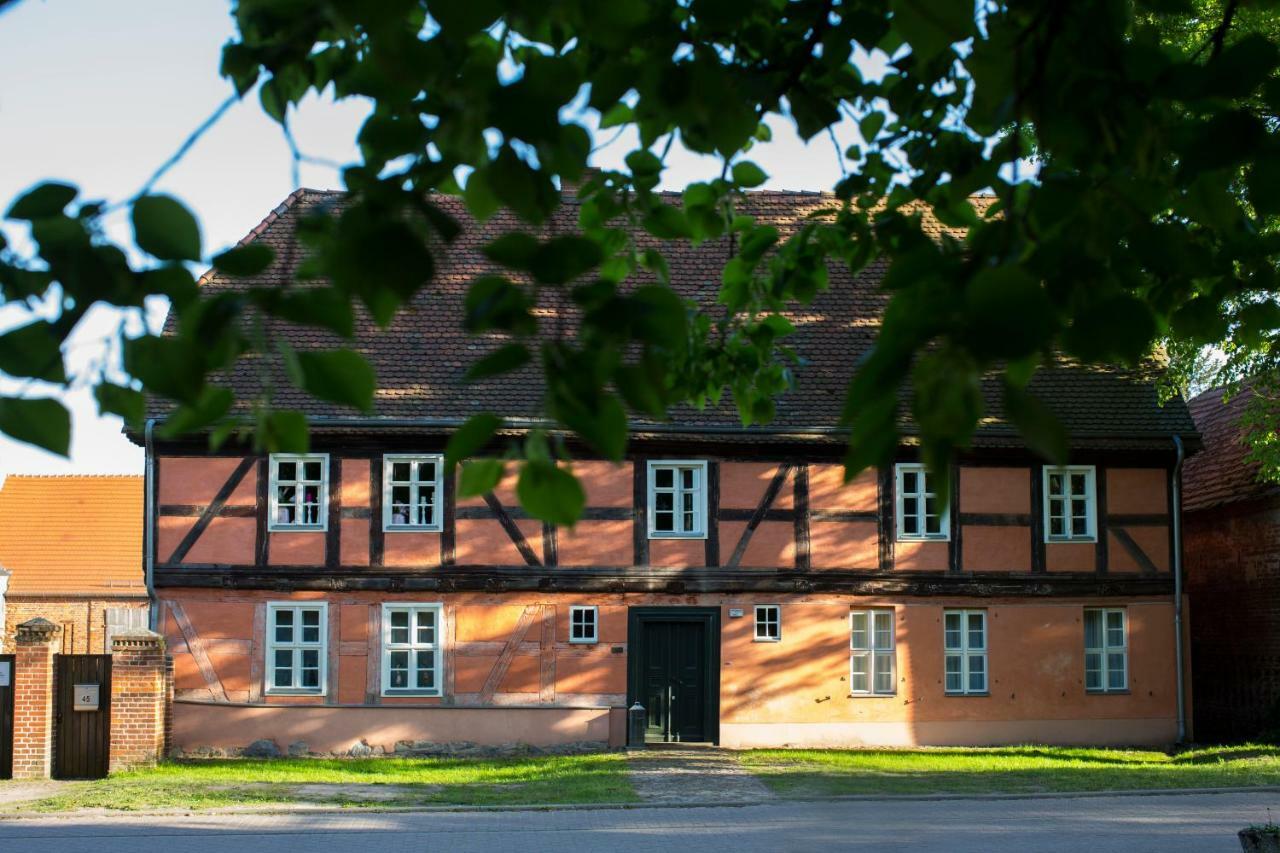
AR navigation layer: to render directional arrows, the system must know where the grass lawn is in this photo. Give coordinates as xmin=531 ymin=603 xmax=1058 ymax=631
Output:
xmin=739 ymin=744 xmax=1280 ymax=798
xmin=7 ymin=754 xmax=637 ymax=812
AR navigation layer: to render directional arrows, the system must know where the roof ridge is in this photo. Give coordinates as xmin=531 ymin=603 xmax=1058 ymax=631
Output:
xmin=195 ymin=187 xmax=314 ymax=289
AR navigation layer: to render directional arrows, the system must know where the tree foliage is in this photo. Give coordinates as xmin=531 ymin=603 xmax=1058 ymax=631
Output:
xmin=2 ymin=0 xmax=1280 ymax=518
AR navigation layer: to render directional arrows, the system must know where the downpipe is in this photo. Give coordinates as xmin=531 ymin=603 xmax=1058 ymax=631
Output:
xmin=144 ymin=418 xmax=157 ymax=631
xmin=1172 ymin=435 xmax=1187 ymax=744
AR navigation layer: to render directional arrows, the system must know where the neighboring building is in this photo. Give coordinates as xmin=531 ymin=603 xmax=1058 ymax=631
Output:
xmin=1184 ymin=386 xmax=1280 ymax=741
xmin=143 ymin=188 xmax=1197 ymax=755
xmin=0 ymin=475 xmax=149 ymax=653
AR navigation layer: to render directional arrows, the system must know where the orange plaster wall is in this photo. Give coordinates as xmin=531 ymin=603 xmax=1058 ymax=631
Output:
xmin=1108 ymin=468 xmax=1168 ymax=515
xmin=340 ymin=459 xmax=371 ymax=507
xmin=159 ymin=457 xmax=256 ymax=506
xmin=960 ymin=468 xmax=1029 ymax=513
xmin=269 ymin=532 xmax=326 ymax=566
xmin=648 ymin=537 xmax=705 ymax=568
xmin=340 ymin=519 xmax=369 ymax=566
xmin=810 ymin=521 xmax=878 ymax=569
xmin=574 ymin=461 xmax=633 ymax=507
xmin=962 ymin=526 xmax=1031 ymax=572
xmin=383 ymin=532 xmax=442 ymax=567
xmin=158 ymin=516 xmax=256 ymax=564
xmin=809 ymin=465 xmax=877 ymax=511
xmin=1046 ymin=542 xmax=1096 ymax=572
xmin=720 ymin=463 xmax=793 ymax=510
xmin=558 ymin=521 xmax=632 ymax=566
xmin=1109 ymin=526 xmax=1170 ymax=572
xmin=895 ymin=540 xmax=949 ymax=571
xmin=456 ymin=467 xmax=519 ymax=508
xmin=456 ymin=519 xmax=541 ymax=565
xmin=720 ymin=521 xmax=794 ymax=568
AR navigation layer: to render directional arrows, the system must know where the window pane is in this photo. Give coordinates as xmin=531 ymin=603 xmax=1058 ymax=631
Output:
xmin=1049 ymin=473 xmax=1063 ymax=496
xmin=683 ymin=510 xmax=696 ymax=531
xmin=389 ymin=650 xmax=408 ymax=688
xmin=1084 ymin=610 xmax=1102 ymax=648
xmin=304 ymin=461 xmax=322 ymax=480
xmin=1085 ymin=652 xmax=1102 ymax=690
xmin=390 ymin=611 xmax=409 ymax=644
xmin=874 ymin=653 xmax=894 ymax=693
xmin=416 ymin=461 xmax=435 ymax=481
xmin=968 ymin=655 xmax=986 ymax=692
xmin=655 ymin=468 xmax=673 ymax=488
xmin=1106 ymin=611 xmax=1124 ymax=643
xmin=416 ymin=651 xmax=436 ymax=688
xmin=1107 ymin=653 xmax=1126 ymax=689
xmin=873 ymin=611 xmax=893 ymax=650
xmin=302 ymin=625 xmax=320 ymax=644
xmin=1050 ymin=516 xmax=1065 ymax=537
xmin=851 ymin=612 xmax=868 ymax=649
xmin=302 ymin=649 xmax=318 ymax=669
xmin=1070 ymin=473 xmax=1086 ymax=494
xmin=903 ymin=496 xmax=918 ymax=520
xmin=967 ymin=614 xmax=984 ymax=649
xmin=416 ymin=611 xmax=436 ymax=645
xmin=654 ymin=511 xmax=674 ymax=531
xmin=944 ymin=613 xmax=962 ymax=650
xmin=681 ymin=468 xmax=695 ymax=489
xmin=902 ymin=470 xmax=918 ymax=493
xmin=945 ymin=655 xmax=963 ymax=691
xmin=278 ymin=461 xmax=297 ymax=480
xmin=655 ymin=493 xmax=673 ymax=511
xmin=392 ymin=462 xmax=410 ymax=481
xmin=1071 ymin=515 xmax=1088 ymax=536
xmin=850 ymin=652 xmax=869 ymax=692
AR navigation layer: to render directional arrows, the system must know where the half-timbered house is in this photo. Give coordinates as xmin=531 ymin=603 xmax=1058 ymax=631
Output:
xmin=142 ymin=187 xmax=1198 ymax=754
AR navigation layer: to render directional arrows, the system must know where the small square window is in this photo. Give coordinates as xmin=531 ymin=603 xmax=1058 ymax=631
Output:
xmin=648 ymin=461 xmax=708 ymax=539
xmin=569 ymin=606 xmax=598 ymax=644
xmin=754 ymin=605 xmax=781 ymax=642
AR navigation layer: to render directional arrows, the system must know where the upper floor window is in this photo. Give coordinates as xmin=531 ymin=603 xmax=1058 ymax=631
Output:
xmin=1084 ymin=608 xmax=1127 ymax=693
xmin=1044 ymin=466 xmax=1096 ymax=542
xmin=896 ymin=463 xmax=948 ymax=540
xmin=569 ymin=605 xmax=598 ymax=644
xmin=269 ymin=454 xmax=328 ymax=531
xmin=755 ymin=605 xmax=781 ymax=642
xmin=648 ymin=460 xmax=708 ymax=539
xmin=383 ymin=454 xmax=443 ymax=532
xmin=266 ymin=602 xmax=326 ymax=694
xmin=850 ymin=609 xmax=895 ymax=695
xmin=944 ymin=609 xmax=987 ymax=695
xmin=381 ymin=603 xmax=442 ymax=696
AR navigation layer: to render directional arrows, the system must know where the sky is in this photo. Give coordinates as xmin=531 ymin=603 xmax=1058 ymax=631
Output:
xmin=0 ymin=0 xmax=855 ymax=479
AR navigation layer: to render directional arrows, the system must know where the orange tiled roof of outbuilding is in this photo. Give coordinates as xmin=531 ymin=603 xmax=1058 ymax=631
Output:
xmin=0 ymin=475 xmax=145 ymax=596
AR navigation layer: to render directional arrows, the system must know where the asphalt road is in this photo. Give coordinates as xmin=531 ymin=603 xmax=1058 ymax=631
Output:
xmin=0 ymin=791 xmax=1274 ymax=852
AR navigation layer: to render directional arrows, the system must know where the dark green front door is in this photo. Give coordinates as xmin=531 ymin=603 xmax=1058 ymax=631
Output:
xmin=629 ymin=608 xmax=720 ymax=744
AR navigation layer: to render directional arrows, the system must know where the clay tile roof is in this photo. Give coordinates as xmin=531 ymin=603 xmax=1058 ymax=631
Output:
xmin=0 ymin=476 xmax=145 ymax=596
xmin=157 ymin=187 xmax=1198 ymax=450
xmin=1183 ymin=385 xmax=1280 ymax=513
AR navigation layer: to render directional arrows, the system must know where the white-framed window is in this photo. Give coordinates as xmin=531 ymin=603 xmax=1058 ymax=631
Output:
xmin=1084 ymin=608 xmax=1127 ymax=693
xmin=569 ymin=605 xmax=598 ymax=644
xmin=268 ymin=453 xmax=329 ymax=531
xmin=895 ymin=463 xmax=949 ymax=540
xmin=850 ymin=609 xmax=896 ymax=695
xmin=754 ymin=605 xmax=781 ymax=642
xmin=383 ymin=454 xmax=444 ymax=532
xmin=944 ymin=609 xmax=987 ymax=695
xmin=647 ymin=460 xmax=708 ymax=538
xmin=1043 ymin=466 xmax=1097 ymax=542
xmin=266 ymin=602 xmax=327 ymax=694
xmin=381 ymin=603 xmax=443 ymax=696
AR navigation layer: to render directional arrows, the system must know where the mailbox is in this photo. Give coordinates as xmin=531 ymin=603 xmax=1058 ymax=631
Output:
xmin=73 ymin=683 xmax=100 ymax=712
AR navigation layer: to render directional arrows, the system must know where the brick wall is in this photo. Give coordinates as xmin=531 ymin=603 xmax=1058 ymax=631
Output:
xmin=108 ymin=631 xmax=170 ymax=772
xmin=4 ymin=598 xmax=148 ymax=655
xmin=11 ymin=619 xmax=59 ymax=780
xmin=1185 ymin=498 xmax=1280 ymax=741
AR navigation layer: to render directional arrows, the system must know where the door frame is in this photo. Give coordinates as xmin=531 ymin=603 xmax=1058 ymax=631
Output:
xmin=626 ymin=607 xmax=721 ymax=744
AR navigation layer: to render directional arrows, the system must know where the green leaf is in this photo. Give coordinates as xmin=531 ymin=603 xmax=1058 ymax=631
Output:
xmin=483 ymin=232 xmax=541 ymax=269
xmin=0 ymin=322 xmax=65 ymax=382
xmin=463 ymin=275 xmax=536 ymax=335
xmin=458 ymin=458 xmax=505 ymax=497
xmin=94 ymin=383 xmax=146 ymax=426
xmin=212 ymin=244 xmax=274 ymax=276
xmin=1248 ymin=158 xmax=1280 ymax=217
xmin=263 ymin=409 xmax=309 ymax=453
xmin=516 ymin=459 xmax=585 ymax=526
xmin=445 ymin=413 xmax=502 ymax=467
xmin=963 ymin=267 xmax=1054 ymax=360
xmin=731 ymin=161 xmax=768 ymax=188
xmin=530 ymin=236 xmax=604 ymax=285
xmin=6 ymin=182 xmax=77 ymax=220
xmin=1003 ymin=382 xmax=1068 ymax=465
xmin=860 ymin=112 xmax=886 ymax=143
xmin=0 ymin=396 xmax=70 ymax=455
xmin=271 ymin=288 xmax=355 ymax=338
xmin=464 ymin=343 xmax=531 ymax=383
xmin=157 ymin=386 xmax=234 ymax=438
xmin=294 ymin=349 xmax=375 ymax=412
xmin=132 ymin=195 xmax=202 ymax=261
xmin=891 ymin=0 xmax=973 ymax=63
xmin=1062 ymin=294 xmax=1157 ymax=364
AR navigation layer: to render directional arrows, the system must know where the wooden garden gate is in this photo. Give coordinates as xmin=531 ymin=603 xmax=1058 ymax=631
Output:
xmin=53 ymin=654 xmax=111 ymax=779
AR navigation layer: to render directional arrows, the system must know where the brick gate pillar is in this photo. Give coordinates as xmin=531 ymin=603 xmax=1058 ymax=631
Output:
xmin=12 ymin=618 xmax=60 ymax=779
xmin=109 ymin=628 xmax=168 ymax=773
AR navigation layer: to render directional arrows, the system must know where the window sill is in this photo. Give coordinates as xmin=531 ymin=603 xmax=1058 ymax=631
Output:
xmin=1085 ymin=689 xmax=1130 ymax=696
xmin=648 ymin=533 xmax=708 ymax=541
xmin=268 ymin=525 xmax=328 ymax=534
xmin=753 ymin=637 xmax=781 ymax=643
xmin=568 ymin=639 xmax=598 ymax=645
xmin=384 ymin=526 xmax=443 ymax=534
xmin=265 ymin=689 xmax=326 ymax=697
xmin=943 ymin=692 xmax=990 ymax=698
xmin=382 ymin=691 xmax=442 ymax=698
xmin=848 ymin=692 xmax=896 ymax=698
xmin=1045 ymin=537 xmax=1098 ymax=544
xmin=896 ymin=536 xmax=950 ymax=543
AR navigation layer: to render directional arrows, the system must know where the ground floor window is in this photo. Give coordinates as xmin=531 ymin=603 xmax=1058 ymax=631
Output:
xmin=754 ymin=605 xmax=781 ymax=642
xmin=1084 ymin=608 xmax=1127 ymax=693
xmin=944 ymin=609 xmax=987 ymax=695
xmin=850 ymin=609 xmax=895 ymax=695
xmin=266 ymin=603 xmax=326 ymax=694
xmin=382 ymin=603 xmax=442 ymax=696
xmin=570 ymin=605 xmax=598 ymax=644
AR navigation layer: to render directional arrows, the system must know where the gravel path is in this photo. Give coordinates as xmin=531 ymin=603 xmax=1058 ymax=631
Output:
xmin=626 ymin=749 xmax=776 ymax=804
